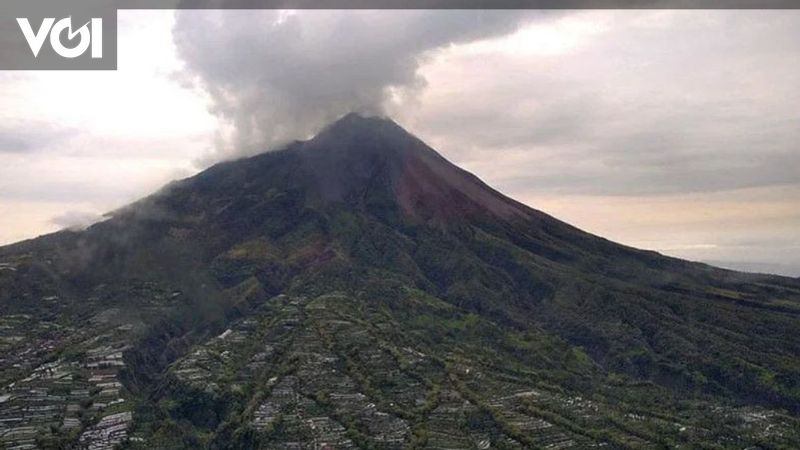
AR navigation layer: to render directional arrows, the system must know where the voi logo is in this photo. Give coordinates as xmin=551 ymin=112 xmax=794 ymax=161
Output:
xmin=16 ymin=17 xmax=102 ymax=59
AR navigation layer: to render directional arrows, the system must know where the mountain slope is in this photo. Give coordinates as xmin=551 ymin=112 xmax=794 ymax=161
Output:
xmin=1 ymin=113 xmax=799 ymax=449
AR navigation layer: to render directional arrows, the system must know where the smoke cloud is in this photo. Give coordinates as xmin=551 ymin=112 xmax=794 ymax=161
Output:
xmin=50 ymin=210 xmax=102 ymax=231
xmin=172 ymin=10 xmax=533 ymax=160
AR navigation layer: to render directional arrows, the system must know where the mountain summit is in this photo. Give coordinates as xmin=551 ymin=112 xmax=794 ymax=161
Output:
xmin=1 ymin=114 xmax=799 ymax=449
xmin=232 ymin=113 xmax=533 ymax=224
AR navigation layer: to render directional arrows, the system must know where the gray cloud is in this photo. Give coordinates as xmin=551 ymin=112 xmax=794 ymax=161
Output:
xmin=0 ymin=180 xmax=137 ymax=203
xmin=172 ymin=10 xmax=535 ymax=160
xmin=0 ymin=122 xmax=76 ymax=153
xmin=402 ymin=11 xmax=800 ymax=196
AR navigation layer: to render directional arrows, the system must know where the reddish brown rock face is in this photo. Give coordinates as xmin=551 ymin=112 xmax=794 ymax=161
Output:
xmin=395 ymin=142 xmax=531 ymax=224
xmin=299 ymin=112 xmax=532 ymax=226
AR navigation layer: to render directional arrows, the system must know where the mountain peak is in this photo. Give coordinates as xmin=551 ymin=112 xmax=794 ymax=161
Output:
xmin=309 ymin=112 xmax=418 ymax=153
xmin=123 ymin=113 xmax=534 ymax=228
xmin=326 ymin=111 xmax=395 ymax=129
xmin=295 ymin=113 xmax=532 ymax=223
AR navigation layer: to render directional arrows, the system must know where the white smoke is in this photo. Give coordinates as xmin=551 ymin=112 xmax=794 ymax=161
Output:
xmin=50 ymin=210 xmax=102 ymax=231
xmin=172 ymin=10 xmax=533 ymax=160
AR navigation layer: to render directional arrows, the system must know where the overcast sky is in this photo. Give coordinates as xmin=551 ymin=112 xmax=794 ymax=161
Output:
xmin=1 ymin=10 xmax=798 ymax=276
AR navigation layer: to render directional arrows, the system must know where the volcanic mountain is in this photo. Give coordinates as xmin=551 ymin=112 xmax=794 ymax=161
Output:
xmin=1 ymin=113 xmax=799 ymax=449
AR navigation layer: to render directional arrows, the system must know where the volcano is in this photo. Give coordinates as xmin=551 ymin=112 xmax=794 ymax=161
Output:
xmin=1 ymin=113 xmax=799 ymax=449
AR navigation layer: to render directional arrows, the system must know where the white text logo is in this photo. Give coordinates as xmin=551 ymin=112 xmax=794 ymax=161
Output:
xmin=16 ymin=17 xmax=102 ymax=59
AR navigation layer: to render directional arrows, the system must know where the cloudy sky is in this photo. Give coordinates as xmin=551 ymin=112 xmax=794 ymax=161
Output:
xmin=1 ymin=10 xmax=799 ymax=276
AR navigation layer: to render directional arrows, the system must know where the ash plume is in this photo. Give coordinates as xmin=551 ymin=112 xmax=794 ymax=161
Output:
xmin=172 ymin=10 xmax=533 ymax=161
